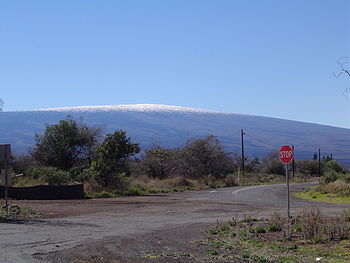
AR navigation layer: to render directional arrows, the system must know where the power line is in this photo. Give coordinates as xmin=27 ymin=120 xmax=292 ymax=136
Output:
xmin=244 ymin=132 xmax=278 ymax=150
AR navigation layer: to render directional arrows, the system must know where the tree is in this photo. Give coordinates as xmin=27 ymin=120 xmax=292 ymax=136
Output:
xmin=296 ymin=160 xmax=323 ymax=176
xmin=92 ymin=130 xmax=140 ymax=188
xmin=141 ymin=145 xmax=176 ymax=179
xmin=181 ymin=135 xmax=234 ymax=178
xmin=32 ymin=118 xmax=101 ymax=170
xmin=245 ymin=157 xmax=261 ymax=173
xmin=260 ymin=152 xmax=284 ymax=176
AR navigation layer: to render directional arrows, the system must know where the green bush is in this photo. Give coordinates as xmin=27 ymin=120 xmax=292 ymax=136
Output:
xmin=44 ymin=169 xmax=70 ymax=185
xmin=326 ymin=160 xmax=343 ymax=173
xmin=324 ymin=171 xmax=340 ymax=184
xmin=70 ymin=167 xmax=97 ymax=182
xmin=93 ymin=172 xmax=130 ymax=190
xmin=25 ymin=166 xmax=70 ymax=185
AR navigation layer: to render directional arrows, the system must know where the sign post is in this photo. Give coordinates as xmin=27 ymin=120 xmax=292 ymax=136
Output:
xmin=279 ymin=145 xmax=294 ymax=218
xmin=0 ymin=144 xmax=11 ymax=215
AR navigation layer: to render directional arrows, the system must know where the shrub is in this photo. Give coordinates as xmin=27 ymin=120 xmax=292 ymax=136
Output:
xmin=93 ymin=172 xmax=130 ymax=190
xmin=297 ymin=160 xmax=327 ymax=176
xmin=326 ymin=160 xmax=343 ymax=173
xmin=44 ymin=169 xmax=70 ymax=185
xmin=323 ymin=217 xmax=349 ymax=242
xmin=299 ymin=207 xmax=323 ymax=240
xmin=324 ymin=171 xmax=340 ymax=184
xmin=72 ymin=167 xmax=97 ymax=183
xmin=268 ymin=211 xmax=283 ymax=232
xmin=25 ymin=166 xmax=70 ymax=185
xmin=320 ymin=180 xmax=350 ymax=196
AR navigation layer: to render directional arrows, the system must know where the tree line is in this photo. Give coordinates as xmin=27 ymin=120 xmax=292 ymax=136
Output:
xmin=11 ymin=117 xmax=348 ymax=190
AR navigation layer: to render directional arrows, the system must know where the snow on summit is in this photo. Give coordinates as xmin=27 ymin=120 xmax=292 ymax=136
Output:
xmin=37 ymin=104 xmax=225 ymax=114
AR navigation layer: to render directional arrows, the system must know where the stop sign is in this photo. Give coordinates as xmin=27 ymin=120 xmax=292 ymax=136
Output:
xmin=279 ymin=145 xmax=294 ymax=164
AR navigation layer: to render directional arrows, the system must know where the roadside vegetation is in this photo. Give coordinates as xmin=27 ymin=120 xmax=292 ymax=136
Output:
xmin=197 ymin=208 xmax=350 ymax=263
xmin=0 ymin=202 xmax=41 ymax=221
xmin=6 ymin=117 xmax=349 ymax=198
xmin=295 ymin=165 xmax=350 ymax=204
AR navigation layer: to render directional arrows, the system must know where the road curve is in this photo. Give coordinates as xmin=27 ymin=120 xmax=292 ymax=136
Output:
xmin=0 ymin=182 xmax=347 ymax=263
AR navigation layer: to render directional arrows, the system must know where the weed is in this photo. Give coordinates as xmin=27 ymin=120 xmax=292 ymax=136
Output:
xmin=206 ymin=249 xmax=219 ymax=255
xmin=228 ymin=217 xmax=237 ymax=227
xmin=0 ymin=203 xmax=41 ymax=221
xmin=299 ymin=207 xmax=323 ymax=240
xmin=255 ymin=226 xmax=267 ymax=233
xmin=250 ymin=254 xmax=267 ymax=262
xmin=342 ymin=209 xmax=350 ymax=221
xmin=277 ymin=256 xmax=298 ymax=262
xmin=268 ymin=210 xmax=283 ymax=232
xmin=269 ymin=224 xmax=282 ymax=232
xmin=243 ymin=214 xmax=258 ymax=222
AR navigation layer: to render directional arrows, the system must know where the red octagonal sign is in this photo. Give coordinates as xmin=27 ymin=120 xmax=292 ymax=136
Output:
xmin=279 ymin=145 xmax=294 ymax=164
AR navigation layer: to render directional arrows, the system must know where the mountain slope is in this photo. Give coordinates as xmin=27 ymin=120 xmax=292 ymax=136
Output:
xmin=1 ymin=104 xmax=349 ymax=163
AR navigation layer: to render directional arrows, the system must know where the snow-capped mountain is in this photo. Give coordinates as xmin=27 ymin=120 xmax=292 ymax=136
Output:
xmin=1 ymin=104 xmax=349 ymax=164
xmin=37 ymin=104 xmax=224 ymax=114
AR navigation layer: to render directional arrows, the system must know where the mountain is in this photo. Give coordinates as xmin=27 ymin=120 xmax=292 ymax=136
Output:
xmin=0 ymin=104 xmax=349 ymax=164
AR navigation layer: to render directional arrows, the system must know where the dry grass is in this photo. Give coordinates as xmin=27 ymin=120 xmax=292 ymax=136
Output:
xmin=130 ymin=175 xmax=203 ymax=190
xmin=201 ymin=208 xmax=350 ymax=263
xmin=298 ymin=207 xmax=350 ymax=242
xmin=319 ymin=180 xmax=350 ymax=196
xmin=130 ymin=174 xmax=235 ymax=191
xmin=299 ymin=207 xmax=323 ymax=240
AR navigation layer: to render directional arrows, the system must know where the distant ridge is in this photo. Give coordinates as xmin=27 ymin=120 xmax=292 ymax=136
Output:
xmin=1 ymin=104 xmax=349 ymax=164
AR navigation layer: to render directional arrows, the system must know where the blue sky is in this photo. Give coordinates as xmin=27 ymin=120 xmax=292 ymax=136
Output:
xmin=0 ymin=0 xmax=349 ymax=128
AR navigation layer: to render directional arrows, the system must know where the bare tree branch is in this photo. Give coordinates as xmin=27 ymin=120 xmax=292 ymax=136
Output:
xmin=333 ymin=57 xmax=350 ymax=100
xmin=0 ymin=98 xmax=4 ymax=112
xmin=333 ymin=57 xmax=350 ymax=78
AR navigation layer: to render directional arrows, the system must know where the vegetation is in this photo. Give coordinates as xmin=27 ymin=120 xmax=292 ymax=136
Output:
xmin=196 ymin=208 xmax=350 ymax=262
xmin=8 ymin=117 xmax=348 ymax=198
xmin=0 ymin=203 xmax=41 ymax=221
xmin=295 ymin=169 xmax=350 ymax=204
xmin=32 ymin=117 xmax=101 ymax=170
xmin=92 ymin=130 xmax=140 ymax=189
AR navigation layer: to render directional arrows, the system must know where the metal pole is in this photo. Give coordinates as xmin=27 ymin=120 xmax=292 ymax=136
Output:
xmin=241 ymin=129 xmax=245 ymax=178
xmin=286 ymin=163 xmax=290 ymax=218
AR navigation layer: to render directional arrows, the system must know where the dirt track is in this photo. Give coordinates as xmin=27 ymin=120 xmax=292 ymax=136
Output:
xmin=1 ymin=183 xmax=348 ymax=263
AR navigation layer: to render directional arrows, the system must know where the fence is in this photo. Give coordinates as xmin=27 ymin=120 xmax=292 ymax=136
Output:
xmin=0 ymin=184 xmax=84 ymax=200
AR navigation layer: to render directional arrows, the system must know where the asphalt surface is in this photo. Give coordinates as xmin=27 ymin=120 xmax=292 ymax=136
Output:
xmin=0 ymin=182 xmax=348 ymax=263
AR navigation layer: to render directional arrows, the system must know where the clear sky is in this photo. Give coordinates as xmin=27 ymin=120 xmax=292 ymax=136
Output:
xmin=1 ymin=0 xmax=349 ymax=128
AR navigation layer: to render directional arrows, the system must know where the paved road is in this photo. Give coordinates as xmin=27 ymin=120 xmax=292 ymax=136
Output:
xmin=0 ymin=182 xmax=348 ymax=263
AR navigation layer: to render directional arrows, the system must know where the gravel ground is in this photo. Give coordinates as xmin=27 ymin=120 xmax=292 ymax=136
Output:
xmin=3 ymin=182 xmax=348 ymax=263
xmin=34 ymin=223 xmax=249 ymax=263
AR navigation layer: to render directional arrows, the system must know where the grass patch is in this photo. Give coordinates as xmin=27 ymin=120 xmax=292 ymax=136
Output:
xmin=294 ymin=189 xmax=350 ymax=204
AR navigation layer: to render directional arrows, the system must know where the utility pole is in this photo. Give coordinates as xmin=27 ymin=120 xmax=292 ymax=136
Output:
xmin=318 ymin=148 xmax=321 ymax=177
xmin=241 ymin=129 xmax=245 ymax=178
xmin=292 ymin=145 xmax=295 ymax=178
xmin=4 ymin=147 xmax=9 ymax=215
